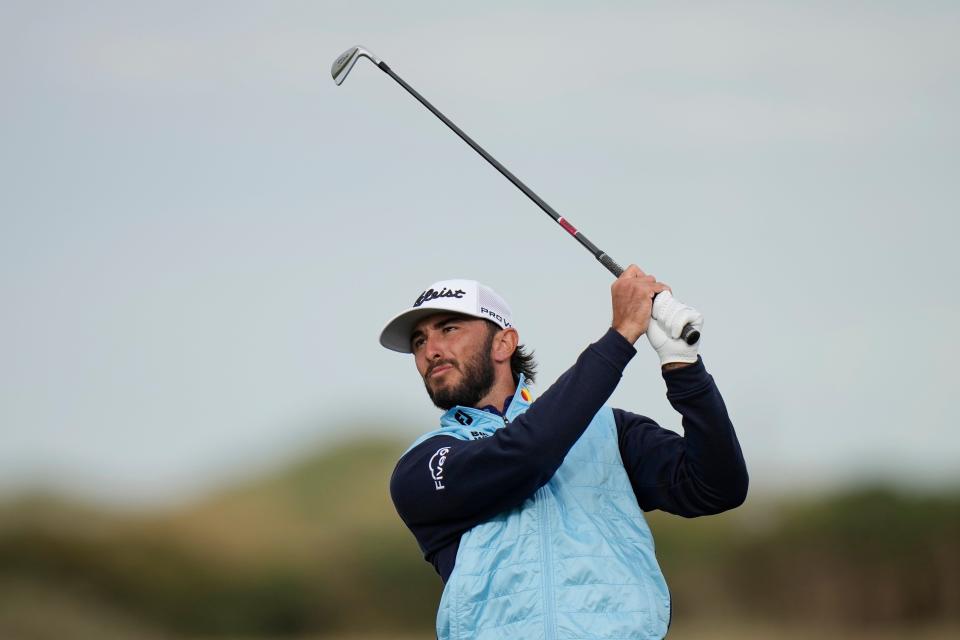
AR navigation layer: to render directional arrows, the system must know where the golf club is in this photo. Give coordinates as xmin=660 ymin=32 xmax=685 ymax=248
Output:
xmin=331 ymin=45 xmax=700 ymax=345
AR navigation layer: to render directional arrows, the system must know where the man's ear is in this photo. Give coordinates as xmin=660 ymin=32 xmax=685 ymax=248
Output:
xmin=491 ymin=327 xmax=519 ymax=364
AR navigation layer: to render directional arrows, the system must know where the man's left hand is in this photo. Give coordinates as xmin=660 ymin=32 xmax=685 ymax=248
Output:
xmin=646 ymin=291 xmax=704 ymax=367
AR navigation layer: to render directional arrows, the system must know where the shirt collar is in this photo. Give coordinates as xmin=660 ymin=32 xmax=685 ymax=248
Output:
xmin=438 ymin=373 xmax=534 ymax=427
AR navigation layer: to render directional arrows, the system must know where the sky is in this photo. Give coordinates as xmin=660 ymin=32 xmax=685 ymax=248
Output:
xmin=1 ymin=1 xmax=958 ymax=506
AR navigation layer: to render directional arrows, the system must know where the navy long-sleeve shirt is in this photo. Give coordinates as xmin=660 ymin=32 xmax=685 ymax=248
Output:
xmin=390 ymin=328 xmax=748 ymax=583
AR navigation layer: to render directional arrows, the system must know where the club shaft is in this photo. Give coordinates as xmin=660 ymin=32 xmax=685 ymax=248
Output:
xmin=375 ymin=61 xmax=699 ymax=345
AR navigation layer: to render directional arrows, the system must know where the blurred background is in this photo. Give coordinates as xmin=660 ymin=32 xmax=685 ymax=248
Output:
xmin=1 ymin=1 xmax=958 ymax=638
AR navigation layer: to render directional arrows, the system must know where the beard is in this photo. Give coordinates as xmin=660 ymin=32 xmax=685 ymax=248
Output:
xmin=424 ymin=333 xmax=496 ymax=411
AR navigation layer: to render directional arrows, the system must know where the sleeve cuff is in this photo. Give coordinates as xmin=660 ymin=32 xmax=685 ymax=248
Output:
xmin=662 ymin=355 xmax=713 ymax=397
xmin=590 ymin=328 xmax=638 ymax=373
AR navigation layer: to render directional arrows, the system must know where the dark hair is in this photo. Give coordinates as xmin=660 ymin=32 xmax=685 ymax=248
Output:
xmin=511 ymin=344 xmax=537 ymax=385
xmin=485 ymin=322 xmax=537 ymax=385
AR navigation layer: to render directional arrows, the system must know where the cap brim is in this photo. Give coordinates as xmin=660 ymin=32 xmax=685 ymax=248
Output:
xmin=380 ymin=306 xmax=502 ymax=353
xmin=379 ymin=307 xmax=454 ymax=353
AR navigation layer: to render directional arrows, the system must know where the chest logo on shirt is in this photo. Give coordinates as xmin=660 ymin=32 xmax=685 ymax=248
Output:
xmin=429 ymin=446 xmax=451 ymax=491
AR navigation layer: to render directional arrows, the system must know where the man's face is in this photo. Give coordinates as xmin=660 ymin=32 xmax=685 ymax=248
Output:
xmin=411 ymin=313 xmax=496 ymax=410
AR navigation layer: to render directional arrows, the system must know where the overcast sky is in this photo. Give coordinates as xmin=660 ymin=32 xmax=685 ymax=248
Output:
xmin=2 ymin=1 xmax=958 ymax=506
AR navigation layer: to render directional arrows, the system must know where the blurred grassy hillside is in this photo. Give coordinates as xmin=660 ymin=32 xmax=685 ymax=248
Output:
xmin=1 ymin=437 xmax=958 ymax=639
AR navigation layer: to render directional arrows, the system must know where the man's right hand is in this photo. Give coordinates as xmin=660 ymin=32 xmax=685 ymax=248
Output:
xmin=610 ymin=265 xmax=670 ymax=344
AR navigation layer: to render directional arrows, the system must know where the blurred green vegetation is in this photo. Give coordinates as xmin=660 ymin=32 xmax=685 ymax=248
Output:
xmin=1 ymin=438 xmax=958 ymax=639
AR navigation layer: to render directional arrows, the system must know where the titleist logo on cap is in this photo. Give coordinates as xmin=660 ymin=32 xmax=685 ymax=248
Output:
xmin=413 ymin=287 xmax=466 ymax=307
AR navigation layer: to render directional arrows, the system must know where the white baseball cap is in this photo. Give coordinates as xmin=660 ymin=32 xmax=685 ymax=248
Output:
xmin=380 ymin=279 xmax=515 ymax=353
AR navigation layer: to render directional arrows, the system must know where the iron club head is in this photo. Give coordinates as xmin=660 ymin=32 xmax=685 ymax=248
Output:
xmin=331 ymin=45 xmax=382 ymax=85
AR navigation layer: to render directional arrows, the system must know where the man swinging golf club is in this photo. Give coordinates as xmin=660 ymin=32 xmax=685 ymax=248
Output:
xmin=383 ymin=268 xmax=748 ymax=639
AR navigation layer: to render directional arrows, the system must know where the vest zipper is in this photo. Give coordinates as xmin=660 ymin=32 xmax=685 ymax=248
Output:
xmin=536 ymin=485 xmax=557 ymax=639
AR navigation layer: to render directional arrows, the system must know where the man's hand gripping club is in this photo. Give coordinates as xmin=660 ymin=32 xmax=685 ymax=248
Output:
xmin=610 ymin=265 xmax=704 ymax=369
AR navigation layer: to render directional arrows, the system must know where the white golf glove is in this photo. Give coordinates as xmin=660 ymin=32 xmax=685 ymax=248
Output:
xmin=646 ymin=290 xmax=704 ymax=365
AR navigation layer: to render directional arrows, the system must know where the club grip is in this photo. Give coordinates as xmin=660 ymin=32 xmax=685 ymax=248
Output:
xmin=599 ymin=253 xmax=700 ymax=345
xmin=598 ymin=253 xmax=624 ymax=277
xmin=679 ymin=323 xmax=700 ymax=345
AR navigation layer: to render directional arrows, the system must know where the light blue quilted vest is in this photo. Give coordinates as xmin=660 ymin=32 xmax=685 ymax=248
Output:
xmin=405 ymin=376 xmax=671 ymax=640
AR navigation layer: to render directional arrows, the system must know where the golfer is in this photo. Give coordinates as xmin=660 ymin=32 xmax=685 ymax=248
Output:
xmin=383 ymin=267 xmax=748 ymax=639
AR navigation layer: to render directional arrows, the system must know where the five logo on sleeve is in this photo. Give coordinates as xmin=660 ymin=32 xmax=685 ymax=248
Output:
xmin=429 ymin=447 xmax=451 ymax=490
